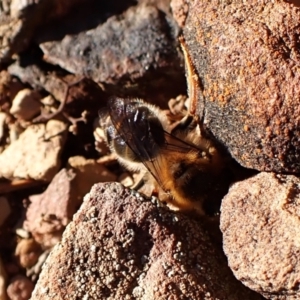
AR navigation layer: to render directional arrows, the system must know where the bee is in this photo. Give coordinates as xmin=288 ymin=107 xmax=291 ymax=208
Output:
xmin=99 ymin=38 xmax=226 ymax=215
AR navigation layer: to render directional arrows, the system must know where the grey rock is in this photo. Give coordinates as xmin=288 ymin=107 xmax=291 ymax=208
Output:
xmin=38 ymin=4 xmax=183 ymax=95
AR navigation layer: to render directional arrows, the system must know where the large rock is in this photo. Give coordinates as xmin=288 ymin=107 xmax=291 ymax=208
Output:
xmin=38 ymin=3 xmax=184 ymax=100
xmin=31 ymin=182 xmax=260 ymax=300
xmin=183 ymin=0 xmax=300 ymax=173
xmin=221 ymin=172 xmax=300 ymax=299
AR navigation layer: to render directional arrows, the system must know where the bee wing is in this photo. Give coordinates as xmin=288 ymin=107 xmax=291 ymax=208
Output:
xmin=141 ymin=129 xmax=207 ymax=191
xmin=163 ymin=130 xmax=199 ymax=153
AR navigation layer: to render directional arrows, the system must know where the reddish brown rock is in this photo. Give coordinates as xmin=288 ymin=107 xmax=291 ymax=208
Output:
xmin=183 ymin=0 xmax=300 ymax=173
xmin=31 ymin=182 xmax=260 ymax=300
xmin=23 ymin=168 xmax=78 ymax=248
xmin=6 ymin=275 xmax=34 ymax=300
xmin=220 ymin=172 xmax=300 ymax=299
xmin=170 ymin=0 xmax=189 ymax=27
xmin=67 ymin=155 xmax=117 ymax=201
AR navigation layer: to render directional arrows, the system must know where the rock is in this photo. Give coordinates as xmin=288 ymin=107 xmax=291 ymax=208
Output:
xmin=23 ymin=168 xmax=78 ymax=248
xmin=0 ymin=119 xmax=67 ymax=181
xmin=138 ymin=0 xmax=172 ymax=16
xmin=0 ymin=15 xmax=23 ymax=64
xmin=6 ymin=275 xmax=34 ymax=300
xmin=67 ymin=156 xmax=117 ymax=201
xmin=31 ymin=182 xmax=260 ymax=300
xmin=26 ymin=250 xmax=50 ymax=281
xmin=10 ymin=89 xmax=41 ymax=121
xmin=183 ymin=0 xmax=300 ymax=173
xmin=0 ymin=257 xmax=7 ymax=300
xmin=7 ymin=64 xmax=107 ymax=120
xmin=220 ymin=172 xmax=300 ymax=299
xmin=0 ymin=71 xmax=12 ymax=104
xmin=0 ymin=70 xmax=24 ymax=107
xmin=39 ymin=4 xmax=177 ymax=84
xmin=170 ymin=0 xmax=189 ymax=27
xmin=40 ymin=95 xmax=55 ymax=107
xmin=0 ymin=0 xmax=88 ymax=63
xmin=0 ymin=197 xmax=11 ymax=227
xmin=15 ymin=228 xmax=31 ymax=239
xmin=9 ymin=0 xmax=85 ymax=19
xmin=38 ymin=3 xmax=185 ymax=100
xmin=15 ymin=238 xmax=42 ymax=268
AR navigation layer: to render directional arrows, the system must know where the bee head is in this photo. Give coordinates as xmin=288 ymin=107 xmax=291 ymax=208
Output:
xmin=102 ymin=99 xmax=167 ymax=164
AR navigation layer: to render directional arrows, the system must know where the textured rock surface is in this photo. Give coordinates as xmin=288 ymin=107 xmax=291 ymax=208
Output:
xmin=67 ymin=155 xmax=117 ymax=201
xmin=31 ymin=182 xmax=260 ymax=300
xmin=10 ymin=89 xmax=41 ymax=121
xmin=6 ymin=275 xmax=34 ymax=300
xmin=0 ymin=70 xmax=23 ymax=105
xmin=0 ymin=0 xmax=87 ymax=63
xmin=170 ymin=0 xmax=189 ymax=27
xmin=0 ymin=120 xmax=67 ymax=181
xmin=15 ymin=238 xmax=42 ymax=269
xmin=23 ymin=168 xmax=78 ymax=248
xmin=38 ymin=3 xmax=184 ymax=97
xmin=183 ymin=0 xmax=300 ymax=173
xmin=7 ymin=64 xmax=107 ymax=111
xmin=221 ymin=172 xmax=300 ymax=299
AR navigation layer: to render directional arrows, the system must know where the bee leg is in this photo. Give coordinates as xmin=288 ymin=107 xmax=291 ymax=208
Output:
xmin=170 ymin=114 xmax=198 ymax=136
xmin=131 ymin=174 xmax=145 ymax=190
xmin=132 ymin=173 xmax=159 ymax=198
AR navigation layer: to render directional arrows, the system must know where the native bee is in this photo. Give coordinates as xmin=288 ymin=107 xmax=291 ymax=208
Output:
xmin=99 ymin=38 xmax=226 ymax=215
